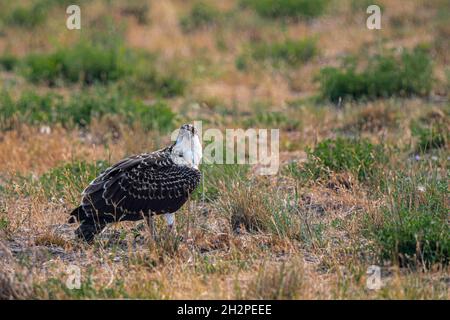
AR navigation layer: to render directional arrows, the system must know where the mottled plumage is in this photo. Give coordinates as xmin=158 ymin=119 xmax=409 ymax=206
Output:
xmin=69 ymin=124 xmax=202 ymax=242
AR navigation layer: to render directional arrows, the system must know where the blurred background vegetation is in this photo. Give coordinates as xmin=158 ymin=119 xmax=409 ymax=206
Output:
xmin=0 ymin=0 xmax=448 ymax=133
xmin=0 ymin=0 xmax=448 ymax=299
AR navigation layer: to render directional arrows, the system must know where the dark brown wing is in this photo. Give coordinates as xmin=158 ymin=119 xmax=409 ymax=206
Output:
xmin=77 ymin=149 xmax=201 ymax=220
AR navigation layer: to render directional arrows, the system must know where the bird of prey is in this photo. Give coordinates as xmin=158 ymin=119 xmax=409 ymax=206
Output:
xmin=69 ymin=124 xmax=202 ymax=242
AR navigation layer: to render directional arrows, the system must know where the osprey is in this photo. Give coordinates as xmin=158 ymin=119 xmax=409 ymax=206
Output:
xmin=69 ymin=124 xmax=202 ymax=242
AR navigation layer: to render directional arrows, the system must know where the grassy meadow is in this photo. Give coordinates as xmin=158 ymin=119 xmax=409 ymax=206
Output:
xmin=0 ymin=0 xmax=449 ymax=299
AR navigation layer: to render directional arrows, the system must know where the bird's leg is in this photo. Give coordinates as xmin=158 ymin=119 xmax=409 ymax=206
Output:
xmin=164 ymin=213 xmax=176 ymax=235
xmin=147 ymin=214 xmax=156 ymax=240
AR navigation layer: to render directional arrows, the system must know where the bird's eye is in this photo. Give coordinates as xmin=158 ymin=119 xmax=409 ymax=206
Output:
xmin=178 ymin=154 xmax=183 ymax=157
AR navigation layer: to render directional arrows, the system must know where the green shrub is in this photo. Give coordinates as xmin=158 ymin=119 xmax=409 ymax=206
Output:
xmin=23 ymin=41 xmax=129 ymax=85
xmin=319 ymin=48 xmax=433 ymax=102
xmin=241 ymin=0 xmax=329 ymax=20
xmin=235 ymin=55 xmax=248 ymax=71
xmin=133 ymin=100 xmax=176 ymax=132
xmin=0 ymin=89 xmax=176 ymax=132
xmin=0 ymin=91 xmax=63 ymax=130
xmin=126 ymin=68 xmax=186 ymax=98
xmin=180 ymin=1 xmax=220 ymax=32
xmin=250 ymin=38 xmax=317 ymax=66
xmin=368 ymin=169 xmax=449 ymax=266
xmin=5 ymin=3 xmax=47 ymax=28
xmin=153 ymin=74 xmax=186 ymax=98
xmin=0 ymin=217 xmax=9 ymax=231
xmin=23 ymin=53 xmax=61 ymax=84
xmin=289 ymin=137 xmax=385 ymax=183
xmin=20 ymin=41 xmax=186 ymax=95
xmin=0 ymin=54 xmax=19 ymax=71
xmin=2 ymin=1 xmax=74 ymax=28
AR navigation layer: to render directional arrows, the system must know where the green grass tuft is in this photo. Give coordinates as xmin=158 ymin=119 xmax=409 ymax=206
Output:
xmin=287 ymin=137 xmax=386 ymax=183
xmin=18 ymin=40 xmax=187 ymax=96
xmin=4 ymin=2 xmax=48 ymax=28
xmin=368 ymin=169 xmax=449 ymax=267
xmin=0 ymin=53 xmax=19 ymax=71
xmin=319 ymin=48 xmax=433 ymax=102
xmin=125 ymin=68 xmax=186 ymax=98
xmin=23 ymin=41 xmax=129 ymax=85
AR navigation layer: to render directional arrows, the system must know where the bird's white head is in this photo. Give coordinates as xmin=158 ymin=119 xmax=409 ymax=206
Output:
xmin=171 ymin=124 xmax=202 ymax=169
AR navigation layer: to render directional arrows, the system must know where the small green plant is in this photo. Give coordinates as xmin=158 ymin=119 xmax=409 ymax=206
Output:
xmin=0 ymin=90 xmax=63 ymax=130
xmin=19 ymin=41 xmax=186 ymax=95
xmin=3 ymin=1 xmax=79 ymax=29
xmin=0 ymin=217 xmax=9 ymax=231
xmin=23 ymin=41 xmax=129 ymax=85
xmin=235 ymin=55 xmax=248 ymax=71
xmin=290 ymin=137 xmax=385 ymax=183
xmin=5 ymin=2 xmax=47 ymax=28
xmin=135 ymin=100 xmax=176 ymax=132
xmin=0 ymin=53 xmax=18 ymax=71
xmin=126 ymin=68 xmax=186 ymax=98
xmin=180 ymin=1 xmax=220 ymax=32
xmin=318 ymin=48 xmax=433 ymax=102
xmin=368 ymin=169 xmax=449 ymax=267
xmin=241 ymin=0 xmax=329 ymax=20
xmin=249 ymin=38 xmax=317 ymax=67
